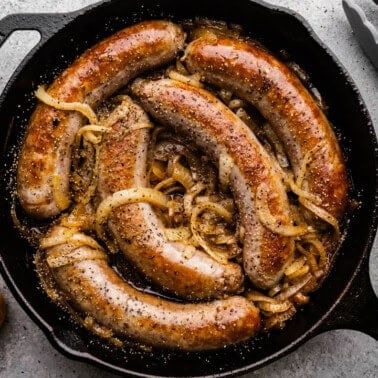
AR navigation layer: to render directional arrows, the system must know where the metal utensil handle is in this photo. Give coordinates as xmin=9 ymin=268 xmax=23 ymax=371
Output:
xmin=0 ymin=12 xmax=77 ymax=48
xmin=317 ymin=253 xmax=378 ymax=340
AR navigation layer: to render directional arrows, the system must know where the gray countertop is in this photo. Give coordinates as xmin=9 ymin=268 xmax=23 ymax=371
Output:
xmin=0 ymin=0 xmax=377 ymax=377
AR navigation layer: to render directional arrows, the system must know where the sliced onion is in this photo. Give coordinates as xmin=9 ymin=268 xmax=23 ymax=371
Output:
xmin=213 ymin=234 xmax=236 ymax=245
xmin=171 ymin=161 xmax=195 ymax=190
xmin=191 ymin=202 xmax=233 ymax=224
xmin=47 ymin=246 xmax=107 ymax=269
xmin=284 ymin=256 xmax=307 ymax=276
xmin=286 ymin=264 xmax=310 ymax=280
xmin=245 ymin=291 xmax=278 ymax=303
xmin=40 ymin=229 xmax=101 ymax=251
xmin=255 ymin=183 xmax=311 ymax=237
xmin=164 ymin=227 xmax=192 ymax=241
xmin=228 ymin=99 xmax=245 ymax=109
xmin=258 ymin=300 xmax=292 ymax=313
xmin=190 ymin=202 xmax=234 ymax=264
xmin=167 ymin=200 xmax=184 ymax=217
xmin=153 ymin=177 xmax=176 ymax=191
xmin=182 ymin=245 xmax=196 ymax=259
xmin=218 ymin=153 xmax=234 ymax=188
xmin=151 ymin=161 xmax=166 ymax=180
xmin=168 ymin=70 xmax=203 ymax=88
xmin=292 ymin=292 xmax=310 ymax=305
xmin=274 ymin=273 xmax=312 ymax=301
xmin=75 ymin=125 xmax=110 ymax=146
xmin=287 ymin=173 xmax=322 ymax=205
xmin=35 ymin=85 xmax=98 ymax=124
xmin=268 ymin=284 xmax=282 ymax=297
xmin=296 ymin=243 xmax=319 ymax=273
xmin=51 ymin=173 xmax=70 ymax=211
xmin=296 ymin=142 xmax=326 ymax=187
xmin=183 ymin=183 xmax=206 ymax=217
xmin=264 ymin=305 xmax=297 ymax=330
xmin=96 ymin=188 xmax=168 ymax=235
xmin=299 ymin=197 xmax=340 ymax=236
xmin=305 ymin=237 xmax=328 ymax=270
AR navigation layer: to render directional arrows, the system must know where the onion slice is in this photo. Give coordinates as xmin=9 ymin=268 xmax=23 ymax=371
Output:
xmin=164 ymin=227 xmax=192 ymax=241
xmin=35 ymin=85 xmax=98 ymax=124
xmin=274 ymin=273 xmax=312 ymax=301
xmin=96 ymin=188 xmax=168 ymax=235
xmin=51 ymin=173 xmax=70 ymax=211
xmin=255 ymin=183 xmax=311 ymax=237
xmin=299 ymin=197 xmax=340 ymax=236
xmin=47 ymin=246 xmax=107 ymax=269
xmin=40 ymin=229 xmax=102 ymax=251
xmin=218 ymin=153 xmax=234 ymax=189
xmin=168 ymin=70 xmax=203 ymax=88
xmin=75 ymin=125 xmax=110 ymax=145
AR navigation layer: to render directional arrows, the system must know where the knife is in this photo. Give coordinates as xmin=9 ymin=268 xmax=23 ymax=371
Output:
xmin=342 ymin=0 xmax=378 ymax=69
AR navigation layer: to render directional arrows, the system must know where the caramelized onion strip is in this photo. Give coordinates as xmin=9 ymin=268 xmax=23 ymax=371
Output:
xmin=47 ymin=246 xmax=107 ymax=269
xmin=255 ymin=183 xmax=311 ymax=237
xmin=299 ymin=197 xmax=340 ymax=236
xmin=96 ymin=188 xmax=168 ymax=237
xmin=35 ymin=85 xmax=98 ymax=124
xmin=190 ymin=202 xmax=233 ymax=264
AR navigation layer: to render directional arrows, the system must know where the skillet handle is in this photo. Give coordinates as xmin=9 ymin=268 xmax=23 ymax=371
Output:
xmin=0 ymin=12 xmax=77 ymax=48
xmin=316 ymin=254 xmax=378 ymax=340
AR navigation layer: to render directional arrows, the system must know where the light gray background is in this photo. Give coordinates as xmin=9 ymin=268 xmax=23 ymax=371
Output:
xmin=0 ymin=0 xmax=377 ymax=377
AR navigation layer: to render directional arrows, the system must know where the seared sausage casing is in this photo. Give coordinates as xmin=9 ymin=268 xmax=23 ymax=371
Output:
xmin=17 ymin=20 xmax=185 ymax=218
xmin=131 ymin=78 xmax=295 ymax=289
xmin=185 ymin=36 xmax=348 ymax=221
xmin=97 ymin=97 xmax=244 ymax=299
xmin=44 ymin=226 xmax=260 ymax=351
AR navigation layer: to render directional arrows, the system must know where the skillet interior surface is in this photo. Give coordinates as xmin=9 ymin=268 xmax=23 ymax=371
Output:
xmin=0 ymin=0 xmax=376 ymax=376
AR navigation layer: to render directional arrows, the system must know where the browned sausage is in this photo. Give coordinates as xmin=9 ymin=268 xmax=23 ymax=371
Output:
xmin=43 ymin=225 xmax=261 ymax=351
xmin=97 ymin=96 xmax=244 ymax=299
xmin=184 ymin=36 xmax=348 ymax=221
xmin=17 ymin=20 xmax=185 ymax=218
xmin=131 ymin=78 xmax=296 ymax=289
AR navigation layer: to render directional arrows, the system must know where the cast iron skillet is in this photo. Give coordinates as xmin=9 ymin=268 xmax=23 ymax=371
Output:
xmin=0 ymin=0 xmax=377 ymax=376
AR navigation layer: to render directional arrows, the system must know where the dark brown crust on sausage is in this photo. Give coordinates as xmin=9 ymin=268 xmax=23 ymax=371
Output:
xmin=131 ymin=78 xmax=295 ymax=289
xmin=17 ymin=20 xmax=185 ymax=218
xmin=185 ymin=36 xmax=348 ymax=220
xmin=97 ymin=97 xmax=244 ymax=300
xmin=47 ymin=239 xmax=260 ymax=350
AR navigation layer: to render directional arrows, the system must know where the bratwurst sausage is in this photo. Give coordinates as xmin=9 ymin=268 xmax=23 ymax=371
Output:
xmin=184 ymin=35 xmax=348 ymax=221
xmin=97 ymin=96 xmax=244 ymax=299
xmin=131 ymin=78 xmax=297 ymax=289
xmin=17 ymin=20 xmax=185 ymax=218
xmin=42 ymin=225 xmax=260 ymax=351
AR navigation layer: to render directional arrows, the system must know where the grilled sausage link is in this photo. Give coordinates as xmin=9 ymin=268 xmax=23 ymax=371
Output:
xmin=43 ymin=226 xmax=260 ymax=351
xmin=131 ymin=78 xmax=295 ymax=289
xmin=17 ymin=20 xmax=185 ymax=218
xmin=184 ymin=36 xmax=348 ymax=221
xmin=97 ymin=96 xmax=244 ymax=299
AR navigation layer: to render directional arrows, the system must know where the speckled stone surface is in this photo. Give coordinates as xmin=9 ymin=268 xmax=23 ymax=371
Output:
xmin=0 ymin=0 xmax=377 ymax=377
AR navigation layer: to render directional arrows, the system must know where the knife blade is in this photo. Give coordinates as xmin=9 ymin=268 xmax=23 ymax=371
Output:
xmin=342 ymin=0 xmax=378 ymax=69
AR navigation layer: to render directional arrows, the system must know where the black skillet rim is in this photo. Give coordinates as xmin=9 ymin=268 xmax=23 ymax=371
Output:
xmin=0 ymin=0 xmax=377 ymax=377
